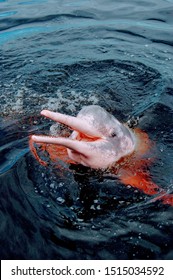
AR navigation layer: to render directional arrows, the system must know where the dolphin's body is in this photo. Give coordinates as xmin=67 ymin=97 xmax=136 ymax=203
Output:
xmin=30 ymin=105 xmax=173 ymax=206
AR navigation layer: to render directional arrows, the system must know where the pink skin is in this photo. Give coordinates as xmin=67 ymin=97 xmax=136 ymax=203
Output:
xmin=31 ymin=105 xmax=136 ymax=169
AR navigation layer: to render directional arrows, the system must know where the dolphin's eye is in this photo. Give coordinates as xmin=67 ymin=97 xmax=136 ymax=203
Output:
xmin=110 ymin=131 xmax=117 ymax=137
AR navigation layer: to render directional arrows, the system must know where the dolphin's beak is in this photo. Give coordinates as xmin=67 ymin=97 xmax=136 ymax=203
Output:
xmin=31 ymin=110 xmax=102 ymax=157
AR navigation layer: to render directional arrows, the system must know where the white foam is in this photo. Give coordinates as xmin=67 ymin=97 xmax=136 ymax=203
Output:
xmin=1 ymin=82 xmax=99 ymax=117
xmin=41 ymin=89 xmax=99 ymax=113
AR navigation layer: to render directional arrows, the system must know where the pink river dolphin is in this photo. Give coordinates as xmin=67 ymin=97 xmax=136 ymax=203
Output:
xmin=30 ymin=105 xmax=173 ymax=206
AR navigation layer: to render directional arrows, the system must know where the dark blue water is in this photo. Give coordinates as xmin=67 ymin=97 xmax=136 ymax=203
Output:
xmin=0 ymin=0 xmax=173 ymax=260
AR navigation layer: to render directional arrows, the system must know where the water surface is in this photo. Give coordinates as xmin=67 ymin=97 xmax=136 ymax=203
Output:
xmin=0 ymin=0 xmax=173 ymax=259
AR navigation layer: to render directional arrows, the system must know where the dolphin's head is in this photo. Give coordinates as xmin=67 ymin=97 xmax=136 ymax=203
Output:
xmin=31 ymin=105 xmax=136 ymax=169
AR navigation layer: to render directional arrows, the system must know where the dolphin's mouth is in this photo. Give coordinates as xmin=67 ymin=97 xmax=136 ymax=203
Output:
xmin=29 ymin=132 xmax=101 ymax=168
xmin=30 ymin=110 xmax=104 ymax=166
xmin=74 ymin=131 xmax=101 ymax=142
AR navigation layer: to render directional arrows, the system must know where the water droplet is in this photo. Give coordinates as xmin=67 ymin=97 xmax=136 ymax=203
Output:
xmin=56 ymin=197 xmax=65 ymax=204
xmin=159 ymin=145 xmax=164 ymax=152
xmin=50 ymin=183 xmax=55 ymax=188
